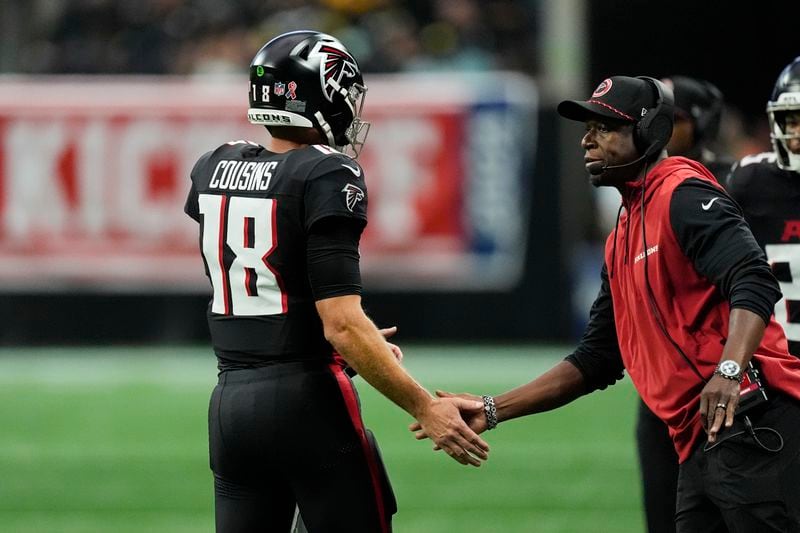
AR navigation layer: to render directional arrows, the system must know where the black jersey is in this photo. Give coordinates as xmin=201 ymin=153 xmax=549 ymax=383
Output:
xmin=726 ymin=151 xmax=800 ymax=356
xmin=185 ymin=141 xmax=368 ymax=366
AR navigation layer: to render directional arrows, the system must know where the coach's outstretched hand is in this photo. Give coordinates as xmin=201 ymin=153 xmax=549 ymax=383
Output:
xmin=414 ymin=396 xmax=490 ymax=467
xmin=411 ymin=391 xmax=489 ymax=457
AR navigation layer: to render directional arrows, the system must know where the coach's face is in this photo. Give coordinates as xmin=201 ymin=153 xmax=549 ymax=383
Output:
xmin=581 ymin=118 xmax=639 ymax=187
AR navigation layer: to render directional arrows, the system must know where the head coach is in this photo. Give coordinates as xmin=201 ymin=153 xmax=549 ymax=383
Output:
xmin=417 ymin=76 xmax=800 ymax=531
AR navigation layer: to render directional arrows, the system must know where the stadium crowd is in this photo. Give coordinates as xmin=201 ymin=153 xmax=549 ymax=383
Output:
xmin=3 ymin=0 xmax=538 ymax=76
xmin=1 ymin=0 xmax=771 ymax=161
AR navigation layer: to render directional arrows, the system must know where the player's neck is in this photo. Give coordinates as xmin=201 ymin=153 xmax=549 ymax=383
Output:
xmin=268 ymin=138 xmax=308 ymax=153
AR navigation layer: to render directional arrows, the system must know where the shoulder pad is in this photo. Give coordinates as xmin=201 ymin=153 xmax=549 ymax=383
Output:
xmin=305 ymin=146 xmax=363 ymax=180
xmin=224 ymin=139 xmax=260 ymax=147
xmin=311 ymin=144 xmax=346 ymax=157
xmin=210 ymin=140 xmax=264 ymax=158
xmin=739 ymin=152 xmax=776 ymax=168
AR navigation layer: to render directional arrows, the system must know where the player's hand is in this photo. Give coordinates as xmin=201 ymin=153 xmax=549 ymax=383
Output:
xmin=413 ymin=397 xmax=490 ymax=467
xmin=699 ymin=375 xmax=740 ymax=443
xmin=436 ymin=390 xmax=489 ymax=434
xmin=378 ymin=326 xmax=403 ymax=363
xmin=410 ymin=390 xmax=489 ymax=443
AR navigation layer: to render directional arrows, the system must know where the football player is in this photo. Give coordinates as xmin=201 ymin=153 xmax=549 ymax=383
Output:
xmin=184 ymin=30 xmax=489 ymax=532
xmin=726 ymin=56 xmax=800 ymax=357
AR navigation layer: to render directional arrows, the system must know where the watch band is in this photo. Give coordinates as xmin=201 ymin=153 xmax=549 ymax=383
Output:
xmin=713 ymin=369 xmax=741 ymax=382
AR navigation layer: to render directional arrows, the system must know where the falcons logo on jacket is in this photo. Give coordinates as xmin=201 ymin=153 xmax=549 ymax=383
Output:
xmin=342 ymin=183 xmax=364 ymax=212
xmin=310 ymin=41 xmax=359 ymax=102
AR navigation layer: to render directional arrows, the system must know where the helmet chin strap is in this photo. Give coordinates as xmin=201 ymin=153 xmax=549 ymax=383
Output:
xmin=314 ymin=111 xmax=337 ymax=147
xmin=787 ymin=149 xmax=800 ymax=172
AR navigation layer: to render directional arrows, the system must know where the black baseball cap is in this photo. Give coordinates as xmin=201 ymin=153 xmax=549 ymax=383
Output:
xmin=558 ymin=76 xmax=658 ymax=123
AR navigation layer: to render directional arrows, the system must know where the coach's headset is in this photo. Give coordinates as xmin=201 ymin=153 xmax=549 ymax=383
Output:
xmin=634 ymin=76 xmax=675 ymax=160
xmin=593 ymin=77 xmax=674 ymax=175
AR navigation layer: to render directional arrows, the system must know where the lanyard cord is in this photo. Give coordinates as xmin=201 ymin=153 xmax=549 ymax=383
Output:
xmin=639 ymin=161 xmax=707 ymax=383
xmin=703 ymin=414 xmax=784 ymax=453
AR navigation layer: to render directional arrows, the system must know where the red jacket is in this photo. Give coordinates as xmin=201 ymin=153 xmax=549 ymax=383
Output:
xmin=605 ymin=157 xmax=800 ymax=462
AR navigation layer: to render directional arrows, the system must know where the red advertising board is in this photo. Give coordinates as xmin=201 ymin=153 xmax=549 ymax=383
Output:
xmin=0 ymin=74 xmax=536 ymax=291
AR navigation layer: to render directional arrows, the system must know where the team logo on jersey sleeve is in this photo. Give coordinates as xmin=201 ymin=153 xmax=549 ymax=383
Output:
xmin=310 ymin=41 xmax=359 ymax=102
xmin=342 ymin=183 xmax=365 ymax=212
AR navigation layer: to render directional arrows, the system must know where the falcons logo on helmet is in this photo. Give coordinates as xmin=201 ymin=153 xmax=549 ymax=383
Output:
xmin=310 ymin=41 xmax=359 ymax=102
xmin=341 ymin=183 xmax=365 ymax=212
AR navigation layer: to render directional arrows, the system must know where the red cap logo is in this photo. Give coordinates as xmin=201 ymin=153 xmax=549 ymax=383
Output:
xmin=592 ymin=79 xmax=613 ymax=98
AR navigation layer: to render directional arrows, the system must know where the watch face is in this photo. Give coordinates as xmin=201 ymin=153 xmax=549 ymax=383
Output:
xmin=719 ymin=360 xmax=741 ymax=376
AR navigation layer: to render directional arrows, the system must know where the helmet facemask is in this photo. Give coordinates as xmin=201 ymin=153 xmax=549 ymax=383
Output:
xmin=768 ymin=99 xmax=800 ymax=172
xmin=341 ymin=83 xmax=370 ymax=158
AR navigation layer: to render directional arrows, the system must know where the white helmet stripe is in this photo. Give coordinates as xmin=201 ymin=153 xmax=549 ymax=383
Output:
xmin=314 ymin=111 xmax=336 ymax=146
xmin=246 ymin=109 xmax=313 ymax=127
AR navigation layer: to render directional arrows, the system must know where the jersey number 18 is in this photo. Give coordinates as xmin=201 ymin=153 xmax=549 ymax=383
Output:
xmin=198 ymin=194 xmax=286 ymax=316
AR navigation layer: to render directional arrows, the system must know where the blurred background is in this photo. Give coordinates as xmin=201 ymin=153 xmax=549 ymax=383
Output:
xmin=0 ymin=0 xmax=797 ymax=342
xmin=0 ymin=0 xmax=798 ymax=531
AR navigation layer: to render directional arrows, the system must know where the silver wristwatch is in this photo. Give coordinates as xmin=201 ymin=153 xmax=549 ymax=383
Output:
xmin=714 ymin=360 xmax=743 ymax=382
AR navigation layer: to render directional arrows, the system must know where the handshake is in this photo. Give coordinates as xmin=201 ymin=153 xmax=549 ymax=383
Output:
xmin=407 ymin=390 xmax=496 ymax=467
xmin=372 ymin=327 xmax=495 ymax=467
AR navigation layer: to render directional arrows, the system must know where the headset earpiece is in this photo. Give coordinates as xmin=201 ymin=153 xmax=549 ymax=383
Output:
xmin=634 ymin=76 xmax=675 ymax=159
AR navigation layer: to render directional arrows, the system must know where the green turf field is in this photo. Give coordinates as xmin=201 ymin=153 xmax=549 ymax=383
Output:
xmin=0 ymin=345 xmax=645 ymax=532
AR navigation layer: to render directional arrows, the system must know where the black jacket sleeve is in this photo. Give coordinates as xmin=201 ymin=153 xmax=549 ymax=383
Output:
xmin=670 ymin=178 xmax=782 ymax=324
xmin=565 ymin=263 xmax=626 ymax=392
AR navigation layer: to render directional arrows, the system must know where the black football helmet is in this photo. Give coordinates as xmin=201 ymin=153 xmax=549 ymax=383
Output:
xmin=767 ymin=56 xmax=800 ymax=172
xmin=248 ymin=31 xmax=370 ymax=157
xmin=663 ymin=76 xmax=723 ymax=144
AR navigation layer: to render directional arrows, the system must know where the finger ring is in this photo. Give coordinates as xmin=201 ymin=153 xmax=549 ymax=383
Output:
xmin=715 ymin=403 xmax=727 ymax=410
